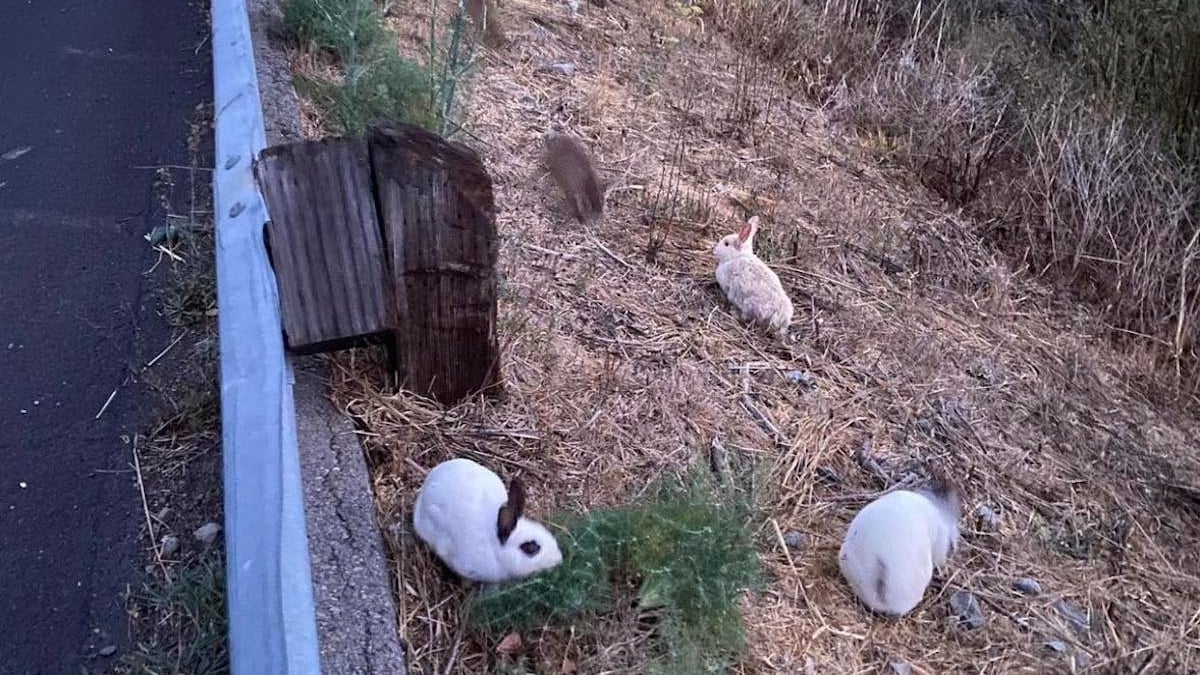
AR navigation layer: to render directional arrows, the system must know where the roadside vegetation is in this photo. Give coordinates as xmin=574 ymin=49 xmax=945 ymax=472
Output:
xmin=471 ymin=467 xmax=763 ymax=675
xmin=283 ymin=0 xmax=479 ymax=135
xmin=124 ymin=557 xmax=228 ymax=675
xmin=121 ymin=103 xmax=228 ymax=675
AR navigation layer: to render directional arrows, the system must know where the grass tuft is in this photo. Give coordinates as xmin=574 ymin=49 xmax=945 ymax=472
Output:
xmin=469 ymin=467 xmax=762 ymax=674
xmin=425 ymin=0 xmax=479 ymax=137
xmin=284 ymin=0 xmax=478 ymax=136
xmin=123 ymin=555 xmax=229 ymax=675
xmin=283 ymin=0 xmax=385 ymax=59
xmin=298 ymin=52 xmax=439 ymax=135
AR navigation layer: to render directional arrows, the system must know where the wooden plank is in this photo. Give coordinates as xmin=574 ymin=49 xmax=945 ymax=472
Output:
xmin=368 ymin=123 xmax=501 ymax=403
xmin=255 ymin=138 xmax=393 ymax=353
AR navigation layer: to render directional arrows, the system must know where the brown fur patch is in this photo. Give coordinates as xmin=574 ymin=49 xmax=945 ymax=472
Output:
xmin=543 ymin=132 xmax=604 ymax=224
xmin=875 ymin=557 xmax=889 ymax=606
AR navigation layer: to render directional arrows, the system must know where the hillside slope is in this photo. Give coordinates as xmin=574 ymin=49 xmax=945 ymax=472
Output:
xmin=295 ymin=1 xmax=1200 ymax=672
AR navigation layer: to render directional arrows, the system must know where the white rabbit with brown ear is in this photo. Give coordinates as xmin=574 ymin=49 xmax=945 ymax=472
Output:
xmin=713 ymin=216 xmax=794 ymax=340
xmin=413 ymin=458 xmax=563 ymax=583
xmin=838 ymin=478 xmax=962 ymax=617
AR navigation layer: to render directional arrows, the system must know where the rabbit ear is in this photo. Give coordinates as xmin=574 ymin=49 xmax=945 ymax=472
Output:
xmin=738 ymin=217 xmax=758 ymax=245
xmin=496 ymin=476 xmax=526 ymax=544
xmin=747 ymin=216 xmax=760 ymax=235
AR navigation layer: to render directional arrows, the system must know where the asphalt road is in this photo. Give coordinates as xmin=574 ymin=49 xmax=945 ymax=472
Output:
xmin=0 ymin=2 xmax=209 ymax=672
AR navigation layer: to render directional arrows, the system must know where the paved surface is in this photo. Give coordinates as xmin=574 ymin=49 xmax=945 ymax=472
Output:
xmin=0 ymin=2 xmax=209 ymax=672
xmin=294 ymin=364 xmax=409 ymax=675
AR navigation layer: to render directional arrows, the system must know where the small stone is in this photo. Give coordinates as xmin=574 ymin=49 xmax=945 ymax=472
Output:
xmin=975 ymin=504 xmax=1001 ymax=532
xmin=784 ymin=370 xmax=816 ymax=388
xmin=155 ymin=507 xmax=171 ymax=522
xmin=538 ymin=62 xmax=576 ymax=77
xmin=193 ymin=522 xmax=222 ymax=546
xmin=966 ymin=358 xmax=997 ymax=383
xmin=888 ymin=661 xmax=914 ymax=675
xmin=98 ymin=645 xmax=117 ymax=657
xmin=783 ymin=531 xmax=807 ymax=550
xmin=1012 ymin=577 xmax=1042 ymax=596
xmin=1074 ymin=649 xmax=1092 ymax=669
xmin=1044 ymin=640 xmax=1067 ymax=654
xmin=1055 ymin=600 xmax=1090 ymax=635
xmin=949 ymin=590 xmax=985 ymax=629
xmin=160 ymin=534 xmax=180 ymax=556
xmin=496 ymin=632 xmax=523 ymax=655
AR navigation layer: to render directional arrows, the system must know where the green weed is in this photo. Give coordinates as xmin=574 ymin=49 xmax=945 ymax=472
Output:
xmin=284 ymin=0 xmax=479 ymax=136
xmin=122 ymin=556 xmax=229 ymax=675
xmin=469 ymin=468 xmax=762 ymax=674
xmin=298 ymin=51 xmax=439 ymax=135
xmin=283 ymin=0 xmax=385 ymax=60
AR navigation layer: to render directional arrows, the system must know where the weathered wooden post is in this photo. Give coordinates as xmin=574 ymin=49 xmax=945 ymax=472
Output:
xmin=254 ymin=126 xmax=501 ymax=404
xmin=368 ymin=123 xmax=501 ymax=403
xmin=255 ymin=138 xmax=394 ymax=352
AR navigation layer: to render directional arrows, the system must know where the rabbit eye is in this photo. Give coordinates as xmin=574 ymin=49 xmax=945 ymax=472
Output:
xmin=519 ymin=540 xmax=541 ymax=557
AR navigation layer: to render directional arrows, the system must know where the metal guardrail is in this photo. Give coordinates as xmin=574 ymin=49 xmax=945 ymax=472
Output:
xmin=211 ymin=1 xmax=322 ymax=672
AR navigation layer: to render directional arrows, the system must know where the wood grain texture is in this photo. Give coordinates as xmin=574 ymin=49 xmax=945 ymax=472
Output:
xmin=368 ymin=123 xmax=501 ymax=403
xmin=255 ymin=137 xmax=393 ymax=353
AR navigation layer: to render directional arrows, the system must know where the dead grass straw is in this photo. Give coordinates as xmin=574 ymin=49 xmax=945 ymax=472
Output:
xmin=304 ymin=0 xmax=1200 ymax=673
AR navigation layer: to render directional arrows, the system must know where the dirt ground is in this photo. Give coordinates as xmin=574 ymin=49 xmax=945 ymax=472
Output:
xmin=293 ymin=1 xmax=1200 ymax=673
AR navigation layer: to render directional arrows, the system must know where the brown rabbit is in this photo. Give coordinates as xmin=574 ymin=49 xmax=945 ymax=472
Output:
xmin=543 ymin=132 xmax=604 ymax=225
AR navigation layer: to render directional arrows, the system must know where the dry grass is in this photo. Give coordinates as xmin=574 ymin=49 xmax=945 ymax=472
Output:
xmin=710 ymin=0 xmax=1200 ymax=388
xmin=1017 ymin=101 xmax=1200 ymax=369
xmin=124 ymin=102 xmax=228 ymax=675
xmin=286 ymin=1 xmax=1200 ymax=673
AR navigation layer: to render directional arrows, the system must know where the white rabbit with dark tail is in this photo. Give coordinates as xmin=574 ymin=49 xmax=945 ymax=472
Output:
xmin=713 ymin=216 xmax=794 ymax=340
xmin=413 ymin=458 xmax=563 ymax=583
xmin=838 ymin=476 xmax=961 ymax=617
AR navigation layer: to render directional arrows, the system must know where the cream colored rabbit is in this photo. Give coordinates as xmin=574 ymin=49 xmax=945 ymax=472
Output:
xmin=713 ymin=216 xmax=793 ymax=339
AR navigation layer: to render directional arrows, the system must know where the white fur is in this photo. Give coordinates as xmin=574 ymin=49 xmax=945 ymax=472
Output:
xmin=413 ymin=458 xmax=563 ymax=583
xmin=838 ymin=489 xmax=960 ymax=617
xmin=713 ymin=217 xmax=793 ymax=339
